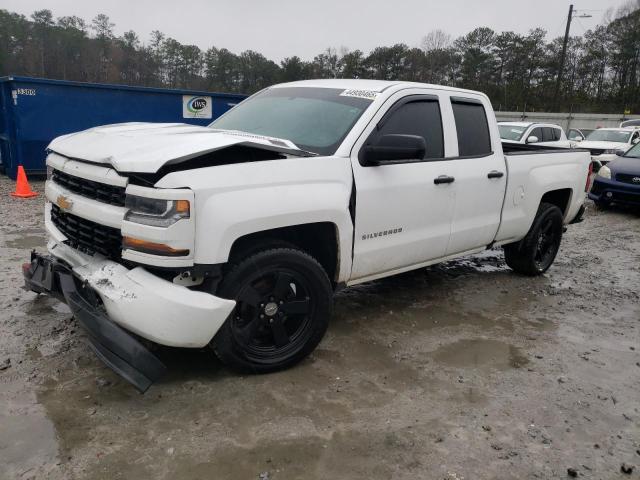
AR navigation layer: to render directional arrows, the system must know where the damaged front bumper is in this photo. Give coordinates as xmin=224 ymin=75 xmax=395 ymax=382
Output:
xmin=24 ymin=252 xmax=166 ymax=392
xmin=23 ymin=242 xmax=236 ymax=392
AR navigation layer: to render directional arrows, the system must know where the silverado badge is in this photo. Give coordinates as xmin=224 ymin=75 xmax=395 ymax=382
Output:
xmin=56 ymin=194 xmax=73 ymax=211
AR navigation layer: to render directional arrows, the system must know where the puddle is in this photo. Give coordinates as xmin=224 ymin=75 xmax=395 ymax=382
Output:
xmin=0 ymin=380 xmax=59 ymax=479
xmin=431 ymin=339 xmax=529 ymax=370
xmin=6 ymin=235 xmax=46 ymax=249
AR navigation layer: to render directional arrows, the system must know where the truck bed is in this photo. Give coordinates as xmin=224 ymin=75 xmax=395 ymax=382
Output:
xmin=501 ymin=141 xmax=588 ymax=155
xmin=495 ymin=144 xmax=591 ymax=245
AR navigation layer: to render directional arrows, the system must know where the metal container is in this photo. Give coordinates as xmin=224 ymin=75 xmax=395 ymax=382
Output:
xmin=0 ymin=76 xmax=246 ymax=179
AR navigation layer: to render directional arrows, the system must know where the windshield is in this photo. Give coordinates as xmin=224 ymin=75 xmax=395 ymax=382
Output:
xmin=210 ymin=87 xmax=374 ymax=155
xmin=585 ymin=130 xmax=632 ymax=143
xmin=625 ymin=142 xmax=640 ymax=158
xmin=498 ymin=125 xmax=527 ymax=141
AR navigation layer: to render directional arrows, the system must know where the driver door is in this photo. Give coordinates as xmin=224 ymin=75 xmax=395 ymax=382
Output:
xmin=349 ymin=90 xmax=457 ymax=281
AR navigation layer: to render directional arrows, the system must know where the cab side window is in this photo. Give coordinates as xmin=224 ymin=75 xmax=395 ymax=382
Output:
xmin=554 ymin=128 xmax=562 ymax=141
xmin=373 ymin=98 xmax=445 ymax=160
xmin=541 ymin=127 xmax=555 ymax=142
xmin=568 ymin=129 xmax=582 ymax=140
xmin=451 ymin=99 xmax=492 ymax=156
xmin=529 ymin=127 xmax=543 ymax=142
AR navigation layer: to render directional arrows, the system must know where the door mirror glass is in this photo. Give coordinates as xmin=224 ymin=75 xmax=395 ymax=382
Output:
xmin=526 ymin=135 xmax=539 ymax=144
xmin=361 ymin=134 xmax=426 ymax=165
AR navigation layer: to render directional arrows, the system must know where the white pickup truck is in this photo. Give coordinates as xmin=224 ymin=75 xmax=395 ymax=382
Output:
xmin=24 ymin=80 xmax=590 ymax=391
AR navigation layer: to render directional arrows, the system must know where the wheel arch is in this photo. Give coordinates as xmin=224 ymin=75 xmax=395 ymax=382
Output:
xmin=540 ymin=188 xmax=573 ymax=217
xmin=227 ymin=222 xmax=342 ymax=285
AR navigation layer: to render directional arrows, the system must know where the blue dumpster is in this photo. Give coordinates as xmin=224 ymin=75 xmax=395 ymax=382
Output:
xmin=0 ymin=76 xmax=247 ymax=179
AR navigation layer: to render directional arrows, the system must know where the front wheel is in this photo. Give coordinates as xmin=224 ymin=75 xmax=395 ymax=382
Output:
xmin=212 ymin=248 xmax=333 ymax=373
xmin=503 ymin=202 xmax=564 ymax=276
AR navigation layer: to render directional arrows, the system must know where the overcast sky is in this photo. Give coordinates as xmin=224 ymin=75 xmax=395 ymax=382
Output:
xmin=1 ymin=0 xmax=628 ymax=60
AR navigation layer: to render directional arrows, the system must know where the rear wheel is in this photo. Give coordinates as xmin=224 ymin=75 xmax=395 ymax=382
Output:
xmin=503 ymin=202 xmax=564 ymax=276
xmin=212 ymin=248 xmax=332 ymax=373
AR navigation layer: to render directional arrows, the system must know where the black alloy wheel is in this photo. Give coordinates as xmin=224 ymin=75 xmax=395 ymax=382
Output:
xmin=504 ymin=202 xmax=564 ymax=276
xmin=213 ymin=248 xmax=332 ymax=373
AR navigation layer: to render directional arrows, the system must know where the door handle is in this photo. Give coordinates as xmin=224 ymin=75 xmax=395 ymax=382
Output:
xmin=434 ymin=175 xmax=455 ymax=185
xmin=487 ymin=170 xmax=505 ymax=179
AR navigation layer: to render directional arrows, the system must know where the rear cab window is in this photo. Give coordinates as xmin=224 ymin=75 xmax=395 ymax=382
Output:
xmin=450 ymin=98 xmax=492 ymax=156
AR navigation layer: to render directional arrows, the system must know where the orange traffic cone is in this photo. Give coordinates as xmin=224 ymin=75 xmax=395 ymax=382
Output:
xmin=11 ymin=165 xmax=38 ymax=198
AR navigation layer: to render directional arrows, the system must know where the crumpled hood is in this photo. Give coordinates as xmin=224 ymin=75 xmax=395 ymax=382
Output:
xmin=578 ymin=140 xmax=629 ymax=151
xmin=47 ymin=122 xmax=310 ymax=173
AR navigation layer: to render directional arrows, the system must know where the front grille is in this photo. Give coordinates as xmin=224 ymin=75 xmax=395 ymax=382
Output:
xmin=589 ymin=149 xmax=605 ymax=156
xmin=51 ymin=204 xmax=122 ymax=259
xmin=52 ymin=169 xmax=126 ymax=207
xmin=616 ymin=173 xmax=640 ymax=185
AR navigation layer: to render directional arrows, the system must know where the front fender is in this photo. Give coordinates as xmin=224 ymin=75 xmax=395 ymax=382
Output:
xmin=197 ymin=182 xmax=353 ymax=275
xmin=156 ymin=156 xmax=354 ymax=281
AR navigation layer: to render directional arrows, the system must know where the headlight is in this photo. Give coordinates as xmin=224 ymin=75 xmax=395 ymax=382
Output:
xmin=124 ymin=195 xmax=190 ymax=227
xmin=603 ymin=149 xmax=617 ymax=154
xmin=598 ymin=165 xmax=611 ymax=179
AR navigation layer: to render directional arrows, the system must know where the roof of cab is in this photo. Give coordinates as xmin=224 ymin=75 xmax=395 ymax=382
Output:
xmin=270 ymin=79 xmax=491 ymax=98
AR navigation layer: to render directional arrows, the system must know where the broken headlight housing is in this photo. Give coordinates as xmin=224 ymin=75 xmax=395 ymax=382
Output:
xmin=124 ymin=195 xmax=190 ymax=227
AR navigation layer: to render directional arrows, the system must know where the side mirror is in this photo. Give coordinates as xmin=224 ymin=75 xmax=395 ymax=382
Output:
xmin=615 ymin=149 xmax=626 ymax=156
xmin=570 ymin=136 xmax=582 ymax=142
xmin=361 ymin=134 xmax=426 ymax=165
xmin=526 ymin=135 xmax=539 ymax=144
xmin=632 ymin=137 xmax=639 ymax=145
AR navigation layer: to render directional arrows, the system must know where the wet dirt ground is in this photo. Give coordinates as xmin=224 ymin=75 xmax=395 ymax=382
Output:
xmin=1 ymin=175 xmax=638 ymax=480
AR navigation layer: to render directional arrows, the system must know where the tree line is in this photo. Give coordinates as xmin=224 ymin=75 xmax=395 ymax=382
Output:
xmin=1 ymin=3 xmax=639 ymax=114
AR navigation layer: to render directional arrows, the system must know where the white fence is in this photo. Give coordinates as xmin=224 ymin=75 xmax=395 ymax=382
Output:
xmin=494 ymin=111 xmax=640 ymax=130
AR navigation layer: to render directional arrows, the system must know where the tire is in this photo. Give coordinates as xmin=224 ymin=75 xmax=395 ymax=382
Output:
xmin=503 ymin=202 xmax=564 ymax=276
xmin=212 ymin=248 xmax=333 ymax=373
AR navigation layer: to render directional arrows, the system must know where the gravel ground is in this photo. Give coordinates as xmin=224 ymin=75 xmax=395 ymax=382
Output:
xmin=1 ymin=175 xmax=639 ymax=480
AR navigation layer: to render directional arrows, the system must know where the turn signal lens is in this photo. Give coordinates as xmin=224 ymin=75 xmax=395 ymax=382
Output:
xmin=123 ymin=236 xmax=189 ymax=257
xmin=175 ymin=199 xmax=190 ymax=215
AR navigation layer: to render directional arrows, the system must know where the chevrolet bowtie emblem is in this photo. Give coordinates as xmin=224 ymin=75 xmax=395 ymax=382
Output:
xmin=56 ymin=195 xmax=73 ymax=211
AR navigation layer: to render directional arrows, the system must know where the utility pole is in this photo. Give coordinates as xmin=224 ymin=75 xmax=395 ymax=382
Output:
xmin=553 ymin=4 xmax=574 ymax=111
xmin=553 ymin=5 xmax=592 ymax=111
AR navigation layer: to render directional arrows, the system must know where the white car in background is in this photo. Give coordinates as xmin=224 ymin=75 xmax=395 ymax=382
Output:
xmin=620 ymin=119 xmax=640 ymax=128
xmin=579 ymin=128 xmax=640 ymax=169
xmin=498 ymin=122 xmax=573 ymax=148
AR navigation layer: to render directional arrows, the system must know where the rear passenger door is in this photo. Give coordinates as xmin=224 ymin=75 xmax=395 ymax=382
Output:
xmin=444 ymin=97 xmax=507 ymax=255
xmin=539 ymin=127 xmax=560 ymax=145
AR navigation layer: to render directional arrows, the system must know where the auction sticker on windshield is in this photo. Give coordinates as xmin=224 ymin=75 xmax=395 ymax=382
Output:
xmin=340 ymin=89 xmax=379 ymax=100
